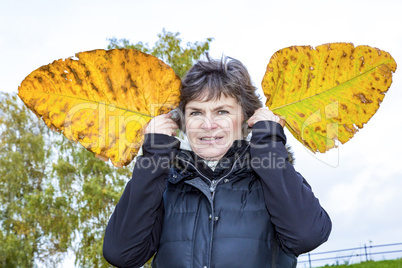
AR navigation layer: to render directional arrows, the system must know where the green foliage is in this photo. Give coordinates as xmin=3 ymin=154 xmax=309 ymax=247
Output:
xmin=107 ymin=28 xmax=213 ymax=78
xmin=52 ymin=143 xmax=131 ymax=267
xmin=0 ymin=92 xmax=68 ymax=267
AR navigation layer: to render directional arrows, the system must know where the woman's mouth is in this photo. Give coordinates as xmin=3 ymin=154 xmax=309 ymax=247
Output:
xmin=200 ymin=136 xmax=223 ymax=141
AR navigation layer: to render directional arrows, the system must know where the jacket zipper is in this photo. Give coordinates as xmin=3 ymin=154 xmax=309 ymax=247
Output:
xmin=177 ymin=144 xmax=250 ymax=268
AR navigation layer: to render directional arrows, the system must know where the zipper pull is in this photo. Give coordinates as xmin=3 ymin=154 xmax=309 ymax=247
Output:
xmin=210 ymin=180 xmax=217 ymax=192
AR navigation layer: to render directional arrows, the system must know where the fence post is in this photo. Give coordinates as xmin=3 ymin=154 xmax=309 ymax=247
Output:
xmin=308 ymin=252 xmax=312 ymax=268
xmin=364 ymin=243 xmax=368 ymax=261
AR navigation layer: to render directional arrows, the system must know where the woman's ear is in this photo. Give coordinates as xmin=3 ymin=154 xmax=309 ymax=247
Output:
xmin=242 ymin=120 xmax=251 ymax=139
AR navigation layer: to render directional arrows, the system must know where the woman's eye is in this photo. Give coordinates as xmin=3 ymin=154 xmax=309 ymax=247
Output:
xmin=217 ymin=110 xmax=229 ymax=115
xmin=190 ymin=111 xmax=201 ymax=116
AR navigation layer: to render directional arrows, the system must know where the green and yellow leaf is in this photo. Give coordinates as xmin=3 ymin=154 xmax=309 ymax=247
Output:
xmin=18 ymin=49 xmax=181 ymax=167
xmin=262 ymin=43 xmax=397 ymax=153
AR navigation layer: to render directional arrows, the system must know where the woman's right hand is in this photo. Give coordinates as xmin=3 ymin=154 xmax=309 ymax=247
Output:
xmin=144 ymin=113 xmax=179 ymax=136
xmin=248 ymin=108 xmax=285 ymax=128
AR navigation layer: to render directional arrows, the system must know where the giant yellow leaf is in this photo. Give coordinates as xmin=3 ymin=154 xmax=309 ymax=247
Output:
xmin=262 ymin=43 xmax=397 ymax=153
xmin=18 ymin=49 xmax=181 ymax=167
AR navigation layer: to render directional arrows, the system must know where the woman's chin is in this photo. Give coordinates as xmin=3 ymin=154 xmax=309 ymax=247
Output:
xmin=193 ymin=147 xmax=230 ymax=161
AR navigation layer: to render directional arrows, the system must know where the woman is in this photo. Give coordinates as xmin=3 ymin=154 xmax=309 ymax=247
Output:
xmin=103 ymin=57 xmax=332 ymax=268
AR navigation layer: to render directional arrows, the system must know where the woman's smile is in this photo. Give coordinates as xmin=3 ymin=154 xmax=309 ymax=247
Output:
xmin=199 ymin=136 xmax=223 ymax=142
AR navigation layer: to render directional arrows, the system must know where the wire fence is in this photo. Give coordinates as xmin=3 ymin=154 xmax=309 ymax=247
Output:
xmin=297 ymin=242 xmax=402 ymax=267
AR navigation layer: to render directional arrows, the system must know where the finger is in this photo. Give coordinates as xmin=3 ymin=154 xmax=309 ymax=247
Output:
xmin=158 ymin=120 xmax=179 ymax=130
xmin=151 ymin=115 xmax=177 ymax=127
xmin=247 ymin=115 xmax=261 ymax=127
xmin=248 ymin=111 xmax=283 ymax=127
xmin=160 ymin=128 xmax=175 ymax=136
xmin=146 ymin=117 xmax=179 ymax=135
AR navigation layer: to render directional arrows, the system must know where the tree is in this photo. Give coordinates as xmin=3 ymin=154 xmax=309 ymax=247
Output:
xmin=108 ymin=28 xmax=213 ymax=78
xmin=51 ymin=129 xmax=131 ymax=267
xmin=0 ymin=93 xmax=77 ymax=267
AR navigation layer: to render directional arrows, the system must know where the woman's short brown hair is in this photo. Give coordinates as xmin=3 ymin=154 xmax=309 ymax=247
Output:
xmin=178 ymin=56 xmax=262 ymax=129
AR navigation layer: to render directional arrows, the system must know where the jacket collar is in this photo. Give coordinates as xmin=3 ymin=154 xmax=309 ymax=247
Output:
xmin=174 ymin=139 xmax=250 ymax=180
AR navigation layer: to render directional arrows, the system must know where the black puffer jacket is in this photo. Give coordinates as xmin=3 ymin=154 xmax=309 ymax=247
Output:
xmin=103 ymin=121 xmax=332 ymax=268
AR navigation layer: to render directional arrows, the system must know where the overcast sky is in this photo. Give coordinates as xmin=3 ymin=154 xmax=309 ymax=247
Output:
xmin=1 ymin=0 xmax=402 ymax=266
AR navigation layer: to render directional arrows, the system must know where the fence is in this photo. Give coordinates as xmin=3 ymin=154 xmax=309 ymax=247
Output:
xmin=297 ymin=242 xmax=402 ymax=267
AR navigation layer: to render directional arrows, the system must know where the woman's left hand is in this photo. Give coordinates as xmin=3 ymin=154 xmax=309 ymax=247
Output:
xmin=247 ymin=108 xmax=285 ymax=128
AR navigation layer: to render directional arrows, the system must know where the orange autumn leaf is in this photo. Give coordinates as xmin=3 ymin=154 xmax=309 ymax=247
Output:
xmin=262 ymin=43 xmax=397 ymax=153
xmin=18 ymin=49 xmax=181 ymax=167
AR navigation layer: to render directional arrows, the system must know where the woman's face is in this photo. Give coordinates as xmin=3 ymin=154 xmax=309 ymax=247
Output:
xmin=184 ymin=93 xmax=245 ymax=160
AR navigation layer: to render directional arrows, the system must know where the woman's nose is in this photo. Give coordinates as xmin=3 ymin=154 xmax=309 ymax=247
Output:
xmin=201 ymin=115 xmax=218 ymax=130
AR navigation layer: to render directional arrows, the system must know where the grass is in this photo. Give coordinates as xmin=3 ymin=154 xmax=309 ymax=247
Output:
xmin=318 ymin=259 xmax=402 ymax=267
